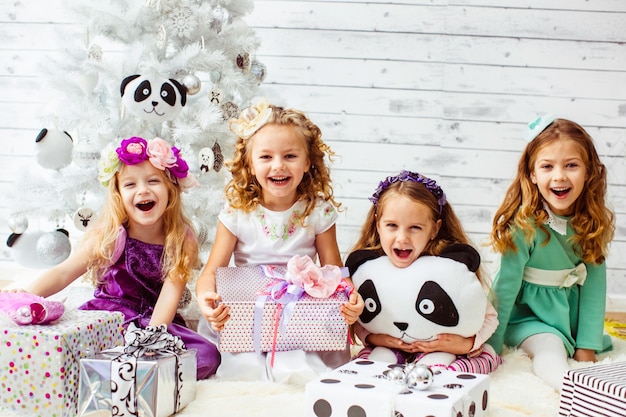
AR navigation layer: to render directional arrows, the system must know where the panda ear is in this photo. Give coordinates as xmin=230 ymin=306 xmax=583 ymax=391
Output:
xmin=439 ymin=243 xmax=481 ymax=272
xmin=345 ymin=249 xmax=383 ymax=276
xmin=35 ymin=128 xmax=48 ymax=143
xmin=6 ymin=233 xmax=21 ymax=248
xmin=120 ymin=74 xmax=141 ymax=97
xmin=169 ymin=78 xmax=187 ymax=106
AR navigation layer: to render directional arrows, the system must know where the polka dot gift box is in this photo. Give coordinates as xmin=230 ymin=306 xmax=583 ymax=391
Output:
xmin=1 ymin=310 xmax=124 ymax=417
xmin=305 ymin=359 xmax=490 ymax=417
xmin=216 ymin=265 xmax=349 ymax=353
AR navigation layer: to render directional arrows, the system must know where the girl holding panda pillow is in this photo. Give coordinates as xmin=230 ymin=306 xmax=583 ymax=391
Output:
xmin=346 ymin=170 xmax=502 ymax=374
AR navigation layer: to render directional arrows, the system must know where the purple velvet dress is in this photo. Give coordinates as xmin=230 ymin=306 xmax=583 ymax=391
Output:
xmin=79 ymin=237 xmax=220 ymax=379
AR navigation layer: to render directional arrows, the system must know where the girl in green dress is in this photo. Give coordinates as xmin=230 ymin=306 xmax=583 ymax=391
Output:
xmin=488 ymin=116 xmax=615 ymax=390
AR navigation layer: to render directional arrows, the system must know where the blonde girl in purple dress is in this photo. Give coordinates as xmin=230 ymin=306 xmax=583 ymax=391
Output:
xmin=15 ymin=136 xmax=220 ymax=379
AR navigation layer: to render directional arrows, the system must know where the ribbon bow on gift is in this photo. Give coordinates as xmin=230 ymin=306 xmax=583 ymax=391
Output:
xmin=254 ymin=255 xmax=352 ymax=365
xmin=560 ymin=263 xmax=587 ymax=288
xmin=108 ymin=323 xmax=187 ymax=417
xmin=123 ymin=322 xmax=186 ymax=356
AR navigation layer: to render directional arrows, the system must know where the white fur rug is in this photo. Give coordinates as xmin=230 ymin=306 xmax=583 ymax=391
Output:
xmin=1 ymin=283 xmax=624 ymax=416
xmin=0 ymin=338 xmax=624 ymax=417
xmin=178 ymin=337 xmax=626 ymax=417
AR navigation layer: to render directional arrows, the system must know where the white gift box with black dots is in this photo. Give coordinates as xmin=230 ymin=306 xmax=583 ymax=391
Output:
xmin=304 ymin=359 xmax=489 ymax=417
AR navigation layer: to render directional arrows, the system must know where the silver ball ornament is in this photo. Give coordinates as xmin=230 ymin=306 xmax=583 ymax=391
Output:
xmin=8 ymin=215 xmax=29 ymax=234
xmin=250 ymin=60 xmax=267 ymax=84
xmin=36 ymin=230 xmax=72 ymax=265
xmin=404 ymin=364 xmax=434 ymax=390
xmin=16 ymin=305 xmax=33 ymax=324
xmin=385 ymin=367 xmax=406 ymax=383
xmin=182 ymin=74 xmax=201 ymax=95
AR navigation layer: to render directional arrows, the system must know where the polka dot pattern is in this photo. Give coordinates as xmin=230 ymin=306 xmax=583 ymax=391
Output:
xmin=216 ymin=266 xmax=349 ymax=352
xmin=306 ymin=359 xmax=491 ymax=417
xmin=0 ymin=310 xmax=124 ymax=417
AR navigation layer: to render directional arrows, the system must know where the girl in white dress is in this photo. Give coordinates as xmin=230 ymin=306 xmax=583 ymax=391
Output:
xmin=196 ymin=99 xmax=364 ymax=384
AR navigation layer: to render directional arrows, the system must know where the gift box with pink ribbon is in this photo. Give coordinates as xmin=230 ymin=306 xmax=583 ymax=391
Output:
xmin=0 ymin=309 xmax=124 ymax=417
xmin=216 ymin=255 xmax=351 ymax=353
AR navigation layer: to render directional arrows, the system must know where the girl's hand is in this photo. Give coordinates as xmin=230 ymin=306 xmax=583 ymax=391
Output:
xmin=198 ymin=291 xmax=230 ymax=331
xmin=340 ymin=291 xmax=364 ymax=325
xmin=366 ymin=333 xmax=414 ymax=353
xmin=573 ymin=348 xmax=596 ymax=362
xmin=411 ymin=334 xmax=475 ymax=355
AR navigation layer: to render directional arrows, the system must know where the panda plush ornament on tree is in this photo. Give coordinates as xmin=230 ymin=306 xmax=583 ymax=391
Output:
xmin=34 ymin=128 xmax=74 ymax=170
xmin=346 ymin=243 xmax=488 ymax=367
xmin=120 ymin=73 xmax=187 ymax=123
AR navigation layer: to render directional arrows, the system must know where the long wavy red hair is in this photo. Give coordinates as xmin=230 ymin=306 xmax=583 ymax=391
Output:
xmin=490 ymin=118 xmax=614 ymax=264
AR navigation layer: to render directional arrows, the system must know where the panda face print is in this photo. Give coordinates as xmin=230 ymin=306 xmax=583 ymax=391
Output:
xmin=415 ymin=281 xmax=459 ymax=327
xmin=351 ymin=255 xmax=487 ymax=344
xmin=121 ymin=74 xmax=187 ymax=123
xmin=198 ymin=147 xmax=215 ymax=173
xmin=132 ymin=79 xmax=179 ymax=110
xmin=358 ymin=279 xmax=381 ymax=324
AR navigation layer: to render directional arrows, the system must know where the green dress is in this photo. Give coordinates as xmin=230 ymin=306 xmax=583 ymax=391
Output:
xmin=488 ymin=215 xmax=612 ymax=356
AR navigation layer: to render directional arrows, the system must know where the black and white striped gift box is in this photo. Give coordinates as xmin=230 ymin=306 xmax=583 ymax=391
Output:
xmin=559 ymin=362 xmax=626 ymax=417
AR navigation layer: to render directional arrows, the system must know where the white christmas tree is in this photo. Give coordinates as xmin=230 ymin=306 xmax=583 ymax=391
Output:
xmin=7 ymin=0 xmax=266 ymax=269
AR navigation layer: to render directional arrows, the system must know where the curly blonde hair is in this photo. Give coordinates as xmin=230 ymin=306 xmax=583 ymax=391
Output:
xmin=82 ymin=166 xmax=200 ymax=285
xmin=352 ymin=178 xmax=487 ymax=285
xmin=489 ymin=118 xmax=614 ymax=264
xmin=225 ymin=104 xmax=340 ymax=221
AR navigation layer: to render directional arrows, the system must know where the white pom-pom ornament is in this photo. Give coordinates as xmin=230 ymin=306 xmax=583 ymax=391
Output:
xmin=35 ymin=128 xmax=73 ymax=170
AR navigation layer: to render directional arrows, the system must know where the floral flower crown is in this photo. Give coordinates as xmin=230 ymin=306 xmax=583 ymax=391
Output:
xmin=228 ymin=98 xmax=273 ymax=139
xmin=98 ymin=136 xmax=199 ymax=190
xmin=526 ymin=114 xmax=555 ymax=142
xmin=369 ymin=170 xmax=447 ymax=213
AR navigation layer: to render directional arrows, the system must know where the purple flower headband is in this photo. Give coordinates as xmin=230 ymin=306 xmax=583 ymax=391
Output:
xmin=369 ymin=170 xmax=447 ymax=213
xmin=98 ymin=136 xmax=199 ymax=190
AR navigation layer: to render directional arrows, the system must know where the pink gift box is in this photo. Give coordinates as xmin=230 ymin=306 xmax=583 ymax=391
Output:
xmin=0 ymin=309 xmax=124 ymax=417
xmin=216 ymin=266 xmax=349 ymax=353
xmin=559 ymin=362 xmax=626 ymax=417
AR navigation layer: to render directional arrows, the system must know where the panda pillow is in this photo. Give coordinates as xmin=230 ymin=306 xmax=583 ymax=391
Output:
xmin=346 ymin=243 xmax=487 ymax=345
xmin=120 ymin=73 xmax=187 ymax=123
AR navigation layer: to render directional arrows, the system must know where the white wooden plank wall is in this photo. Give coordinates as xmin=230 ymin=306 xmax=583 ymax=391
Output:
xmin=246 ymin=0 xmax=626 ymax=297
xmin=0 ymin=1 xmax=625 ymax=299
